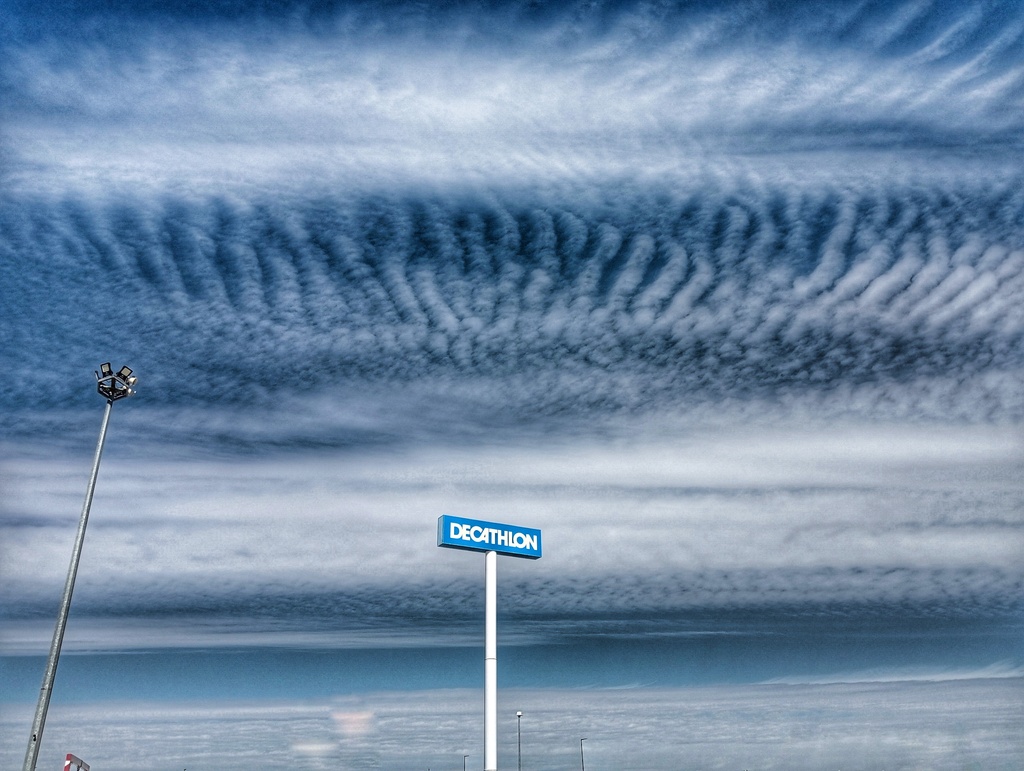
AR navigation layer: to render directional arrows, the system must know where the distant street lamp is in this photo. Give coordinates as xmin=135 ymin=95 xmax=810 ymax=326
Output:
xmin=463 ymin=754 xmax=469 ymax=771
xmin=22 ymin=364 xmax=136 ymax=771
xmin=580 ymin=738 xmax=587 ymax=771
xmin=516 ymin=711 xmax=522 ymax=771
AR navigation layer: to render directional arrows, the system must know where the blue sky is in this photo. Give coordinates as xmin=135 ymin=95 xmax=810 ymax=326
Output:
xmin=1 ymin=1 xmax=1022 ymax=769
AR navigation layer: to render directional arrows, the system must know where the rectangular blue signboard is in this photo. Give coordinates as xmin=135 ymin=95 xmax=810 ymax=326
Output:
xmin=437 ymin=515 xmax=542 ymax=559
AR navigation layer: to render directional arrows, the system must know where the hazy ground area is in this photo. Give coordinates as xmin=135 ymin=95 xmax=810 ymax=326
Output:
xmin=3 ymin=680 xmax=1021 ymax=771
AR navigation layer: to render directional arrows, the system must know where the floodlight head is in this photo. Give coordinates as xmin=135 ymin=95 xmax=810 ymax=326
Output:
xmin=95 ymin=363 xmax=137 ymax=402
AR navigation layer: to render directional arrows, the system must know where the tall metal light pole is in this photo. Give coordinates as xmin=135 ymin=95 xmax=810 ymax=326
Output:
xmin=516 ymin=711 xmax=522 ymax=771
xmin=22 ymin=364 xmax=136 ymax=771
xmin=580 ymin=737 xmax=587 ymax=771
xmin=463 ymin=755 xmax=469 ymax=771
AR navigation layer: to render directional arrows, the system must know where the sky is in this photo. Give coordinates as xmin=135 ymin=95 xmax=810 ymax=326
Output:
xmin=1 ymin=0 xmax=1022 ymax=769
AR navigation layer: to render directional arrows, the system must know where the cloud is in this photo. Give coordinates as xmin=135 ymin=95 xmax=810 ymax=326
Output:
xmin=2 ymin=426 xmax=1020 ymax=652
xmin=2 ymin=176 xmax=1023 ymax=457
xmin=2 ymin=0 xmax=1023 ymax=193
xmin=766 ymin=660 xmax=1024 ymax=685
xmin=2 ymin=2 xmax=1022 ymax=458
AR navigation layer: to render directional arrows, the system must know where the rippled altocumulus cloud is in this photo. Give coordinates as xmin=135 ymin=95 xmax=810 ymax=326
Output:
xmin=3 ymin=0 xmax=1023 ymax=445
xmin=2 ymin=177 xmax=1023 ymax=458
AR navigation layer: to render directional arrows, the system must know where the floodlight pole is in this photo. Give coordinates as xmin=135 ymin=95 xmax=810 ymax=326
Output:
xmin=484 ymin=550 xmax=497 ymax=771
xmin=23 ymin=365 xmax=135 ymax=771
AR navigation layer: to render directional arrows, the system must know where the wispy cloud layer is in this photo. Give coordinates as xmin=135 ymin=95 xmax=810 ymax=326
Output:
xmin=2 ymin=426 xmax=1020 ymax=653
xmin=2 ymin=0 xmax=1023 ymax=193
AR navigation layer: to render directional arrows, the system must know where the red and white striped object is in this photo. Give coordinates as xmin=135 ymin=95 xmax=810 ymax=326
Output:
xmin=64 ymin=754 xmax=90 ymax=771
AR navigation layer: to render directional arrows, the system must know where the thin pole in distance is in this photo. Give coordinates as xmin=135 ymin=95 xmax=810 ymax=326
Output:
xmin=516 ymin=711 xmax=522 ymax=771
xmin=580 ymin=737 xmax=587 ymax=771
xmin=22 ymin=364 xmax=137 ymax=771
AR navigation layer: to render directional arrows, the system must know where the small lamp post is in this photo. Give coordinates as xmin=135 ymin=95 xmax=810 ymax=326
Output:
xmin=22 ymin=364 xmax=136 ymax=771
xmin=516 ymin=711 xmax=522 ymax=771
xmin=580 ymin=737 xmax=587 ymax=771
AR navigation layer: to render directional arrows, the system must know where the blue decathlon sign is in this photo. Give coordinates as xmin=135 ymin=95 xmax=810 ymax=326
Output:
xmin=437 ymin=515 xmax=542 ymax=560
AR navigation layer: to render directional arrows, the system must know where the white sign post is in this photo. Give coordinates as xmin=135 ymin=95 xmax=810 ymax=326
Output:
xmin=438 ymin=515 xmax=542 ymax=771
